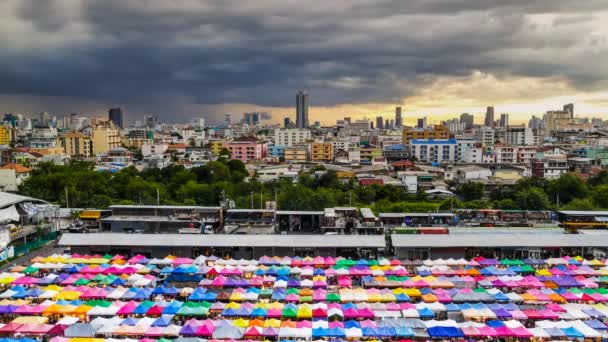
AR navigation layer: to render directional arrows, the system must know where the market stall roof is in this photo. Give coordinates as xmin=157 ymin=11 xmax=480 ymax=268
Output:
xmin=60 ymin=233 xmax=386 ymax=248
xmin=391 ymin=233 xmax=608 ymax=248
xmin=0 ymin=192 xmax=47 ymax=209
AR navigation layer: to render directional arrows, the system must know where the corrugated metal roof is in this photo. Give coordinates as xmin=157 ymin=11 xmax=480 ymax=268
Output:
xmin=109 ymin=205 xmax=221 ymax=210
xmin=0 ymin=192 xmax=47 ymax=209
xmin=391 ymin=233 xmax=608 ymax=248
xmin=59 ymin=233 xmax=386 ymax=248
xmin=559 ymin=210 xmax=608 ymax=216
xmin=275 ymin=211 xmax=324 ymax=215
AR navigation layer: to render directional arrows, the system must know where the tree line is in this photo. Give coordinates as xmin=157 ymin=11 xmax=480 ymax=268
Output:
xmin=18 ymin=161 xmax=608 ymax=212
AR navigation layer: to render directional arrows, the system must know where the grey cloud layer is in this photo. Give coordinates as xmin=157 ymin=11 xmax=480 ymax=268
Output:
xmin=1 ymin=0 xmax=607 ymax=118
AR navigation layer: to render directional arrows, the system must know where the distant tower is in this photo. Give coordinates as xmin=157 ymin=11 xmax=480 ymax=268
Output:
xmin=38 ymin=112 xmax=49 ymax=128
xmin=460 ymin=113 xmax=474 ymax=130
xmin=485 ymin=106 xmax=495 ymax=127
xmin=224 ymin=113 xmax=232 ymax=126
xmin=395 ymin=106 xmax=402 ymax=127
xmin=563 ymin=103 xmax=574 ymax=118
xmin=500 ymin=113 xmax=509 ymax=128
xmin=296 ymin=91 xmax=309 ymax=128
xmin=108 ymin=107 xmax=124 ymax=128
xmin=385 ymin=119 xmax=390 ymax=129
xmin=376 ymin=116 xmax=384 ymax=130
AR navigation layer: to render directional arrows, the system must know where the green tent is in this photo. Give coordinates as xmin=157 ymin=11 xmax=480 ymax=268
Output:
xmin=74 ymin=278 xmax=91 ymax=285
xmin=300 ymin=296 xmax=312 ymax=303
xmin=23 ymin=266 xmax=38 ymax=274
xmin=86 ymin=300 xmax=112 ymax=307
xmin=326 ymin=293 xmax=340 ymax=302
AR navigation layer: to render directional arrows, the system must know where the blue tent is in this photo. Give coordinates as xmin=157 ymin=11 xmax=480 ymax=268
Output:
xmin=417 ymin=307 xmax=435 ymax=318
xmin=427 ymin=327 xmax=464 ymax=338
xmin=121 ymin=317 xmax=139 ymax=326
xmin=250 ymin=308 xmax=267 ymax=317
xmin=395 ymin=293 xmax=411 ymax=302
xmin=152 ymin=315 xmax=174 ymax=327
xmin=344 ymin=320 xmax=360 ymax=329
xmin=312 ymin=328 xmax=329 ymax=337
xmin=561 ymin=327 xmax=584 ymax=339
xmin=189 ymin=289 xmax=208 ymax=301
xmin=585 ymin=319 xmax=608 ymax=330
xmin=395 ymin=327 xmax=415 ymax=337
xmin=163 ymin=301 xmax=183 ymax=315
xmin=486 ymin=320 xmax=506 ymax=328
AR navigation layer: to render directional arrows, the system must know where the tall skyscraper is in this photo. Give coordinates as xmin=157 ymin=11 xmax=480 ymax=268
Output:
xmin=417 ymin=117 xmax=427 ymax=129
xmin=108 ymin=107 xmax=124 ymax=128
xmin=460 ymin=113 xmax=474 ymax=130
xmin=395 ymin=106 xmax=402 ymax=127
xmin=385 ymin=119 xmax=390 ymax=129
xmin=224 ymin=113 xmax=232 ymax=126
xmin=485 ymin=106 xmax=494 ymax=127
xmin=563 ymin=103 xmax=574 ymax=118
xmin=500 ymin=113 xmax=509 ymax=128
xmin=376 ymin=116 xmax=384 ymax=130
xmin=296 ymin=90 xmax=309 ymax=129
xmin=144 ymin=115 xmax=158 ymax=129
xmin=38 ymin=112 xmax=49 ymax=128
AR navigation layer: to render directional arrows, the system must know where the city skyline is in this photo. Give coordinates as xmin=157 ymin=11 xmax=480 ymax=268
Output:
xmin=1 ymin=1 xmax=608 ymax=124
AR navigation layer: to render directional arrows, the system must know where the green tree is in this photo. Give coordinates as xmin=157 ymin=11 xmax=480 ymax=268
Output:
xmin=591 ymin=184 xmax=608 ymax=208
xmin=514 ymin=187 xmax=550 ymax=210
xmin=548 ymin=173 xmax=589 ymax=205
xmin=489 ymin=185 xmax=515 ymax=202
xmin=494 ymin=198 xmax=518 ymax=210
xmin=456 ymin=182 xmax=485 ymax=202
xmin=589 ymin=170 xmax=608 ymax=187
xmin=562 ymin=198 xmax=595 ymax=210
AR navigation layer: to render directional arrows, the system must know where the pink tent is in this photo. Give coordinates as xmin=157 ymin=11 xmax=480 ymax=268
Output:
xmin=116 ymin=301 xmax=138 ymax=315
xmin=144 ymin=327 xmax=165 ymax=337
xmin=12 ymin=276 xmax=38 ymax=285
xmin=172 ymin=258 xmax=194 ymax=265
xmin=328 ymin=321 xmax=343 ymax=328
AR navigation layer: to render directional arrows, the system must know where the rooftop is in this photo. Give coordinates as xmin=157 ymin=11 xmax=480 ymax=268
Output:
xmin=59 ymin=233 xmax=386 ymax=248
xmin=391 ymin=233 xmax=608 ymax=248
xmin=109 ymin=205 xmax=222 ymax=211
xmin=0 ymin=192 xmax=47 ymax=209
xmin=0 ymin=163 xmax=32 ymax=173
xmin=410 ymin=138 xmax=457 ymax=145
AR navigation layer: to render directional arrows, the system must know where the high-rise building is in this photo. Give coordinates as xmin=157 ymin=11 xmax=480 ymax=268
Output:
xmin=242 ymin=112 xmax=261 ymax=126
xmin=485 ymin=107 xmax=494 ymax=127
xmin=395 ymin=107 xmax=402 ymax=127
xmin=376 ymin=116 xmax=384 ymax=130
xmin=460 ymin=113 xmax=474 ymax=130
xmin=296 ymin=90 xmax=309 ymax=129
xmin=385 ymin=119 xmax=390 ymax=129
xmin=274 ymin=129 xmax=311 ymax=147
xmin=563 ymin=103 xmax=574 ymax=118
xmin=144 ymin=115 xmax=158 ymax=129
xmin=108 ymin=108 xmax=124 ymax=129
xmin=224 ymin=113 xmax=232 ymax=126
xmin=528 ymin=115 xmax=544 ymax=130
xmin=416 ymin=117 xmax=427 ymax=129
xmin=499 ymin=113 xmax=509 ymax=128
xmin=38 ymin=112 xmax=50 ymax=128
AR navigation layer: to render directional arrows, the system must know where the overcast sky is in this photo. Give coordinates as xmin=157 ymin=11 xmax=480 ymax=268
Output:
xmin=1 ymin=0 xmax=608 ymax=124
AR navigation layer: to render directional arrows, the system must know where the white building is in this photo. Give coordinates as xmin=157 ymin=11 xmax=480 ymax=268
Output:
xmin=475 ymin=126 xmax=495 ymax=146
xmin=506 ymin=127 xmax=535 ymax=146
xmin=452 ymin=165 xmax=493 ymax=181
xmin=456 ymin=138 xmax=477 ymax=162
xmin=142 ymin=143 xmax=169 ymax=157
xmin=409 ymin=138 xmax=457 ymax=163
xmin=274 ymin=129 xmax=311 ymax=147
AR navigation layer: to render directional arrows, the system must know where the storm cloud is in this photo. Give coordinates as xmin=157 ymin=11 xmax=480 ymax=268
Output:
xmin=0 ymin=0 xmax=607 ymax=122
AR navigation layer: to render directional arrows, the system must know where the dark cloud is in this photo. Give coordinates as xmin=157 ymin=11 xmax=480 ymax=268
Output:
xmin=0 ymin=0 xmax=607 ymax=121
